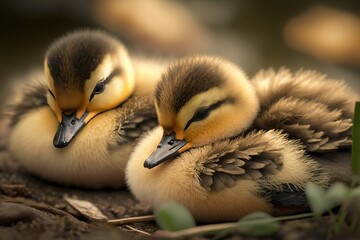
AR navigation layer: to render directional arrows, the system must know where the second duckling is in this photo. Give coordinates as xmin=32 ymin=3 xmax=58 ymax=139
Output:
xmin=7 ymin=30 xmax=164 ymax=188
xmin=126 ymin=55 xmax=358 ymax=222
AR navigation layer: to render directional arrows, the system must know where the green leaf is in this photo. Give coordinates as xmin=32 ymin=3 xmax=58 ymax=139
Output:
xmin=352 ymin=102 xmax=360 ymax=176
xmin=324 ymin=182 xmax=350 ymax=209
xmin=347 ymin=186 xmax=360 ymax=230
xmin=237 ymin=212 xmax=280 ymax=237
xmin=155 ymin=202 xmax=196 ymax=232
xmin=305 ymin=182 xmax=327 ymax=216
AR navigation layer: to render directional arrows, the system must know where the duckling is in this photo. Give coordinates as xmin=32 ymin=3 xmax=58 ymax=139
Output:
xmin=6 ymin=30 xmax=164 ymax=188
xmin=126 ymin=55 xmax=358 ymax=222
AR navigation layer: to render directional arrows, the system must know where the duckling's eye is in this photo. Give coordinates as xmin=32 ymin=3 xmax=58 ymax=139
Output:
xmin=184 ymin=107 xmax=210 ymax=130
xmin=89 ymin=68 xmax=120 ymax=102
xmin=184 ymin=98 xmax=232 ymax=130
xmin=193 ymin=108 xmax=210 ymax=121
xmin=94 ymin=81 xmax=106 ymax=94
xmin=48 ymin=89 xmax=56 ymax=100
xmin=90 ymin=81 xmax=106 ymax=101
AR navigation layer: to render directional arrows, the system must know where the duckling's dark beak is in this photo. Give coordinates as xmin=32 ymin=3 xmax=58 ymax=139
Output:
xmin=53 ymin=111 xmax=89 ymax=148
xmin=144 ymin=131 xmax=188 ymax=169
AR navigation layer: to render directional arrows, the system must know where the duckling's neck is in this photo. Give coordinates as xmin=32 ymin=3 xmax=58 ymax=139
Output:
xmin=219 ymin=66 xmax=260 ymax=140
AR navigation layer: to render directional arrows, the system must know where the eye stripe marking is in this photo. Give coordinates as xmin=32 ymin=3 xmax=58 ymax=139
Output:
xmin=48 ymin=89 xmax=56 ymax=100
xmin=89 ymin=68 xmax=121 ymax=102
xmin=184 ymin=97 xmax=233 ymax=130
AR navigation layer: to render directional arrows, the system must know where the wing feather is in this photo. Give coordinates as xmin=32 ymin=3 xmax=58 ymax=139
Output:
xmin=198 ymin=130 xmax=284 ymax=191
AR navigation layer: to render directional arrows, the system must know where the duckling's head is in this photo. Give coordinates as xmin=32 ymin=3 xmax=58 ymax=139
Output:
xmin=45 ymin=30 xmax=134 ymax=148
xmin=144 ymin=56 xmax=259 ymax=168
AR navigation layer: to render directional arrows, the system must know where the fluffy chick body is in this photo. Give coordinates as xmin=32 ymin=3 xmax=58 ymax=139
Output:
xmin=7 ymin=30 xmax=163 ymax=188
xmin=126 ymin=55 xmax=357 ymax=221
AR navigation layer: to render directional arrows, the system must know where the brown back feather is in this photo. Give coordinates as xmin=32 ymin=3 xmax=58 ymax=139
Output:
xmin=252 ymin=68 xmax=358 ymax=152
xmin=5 ymin=70 xmax=48 ymax=127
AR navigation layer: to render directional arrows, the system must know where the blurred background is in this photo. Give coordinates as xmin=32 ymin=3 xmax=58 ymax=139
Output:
xmin=1 ymin=0 xmax=360 ymax=114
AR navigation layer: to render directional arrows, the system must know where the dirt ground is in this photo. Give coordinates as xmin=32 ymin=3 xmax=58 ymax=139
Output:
xmin=0 ymin=117 xmax=358 ymax=240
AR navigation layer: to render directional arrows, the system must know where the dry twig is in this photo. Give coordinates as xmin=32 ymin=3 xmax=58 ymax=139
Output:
xmin=108 ymin=215 xmax=155 ymax=225
xmin=124 ymin=224 xmax=151 ymax=236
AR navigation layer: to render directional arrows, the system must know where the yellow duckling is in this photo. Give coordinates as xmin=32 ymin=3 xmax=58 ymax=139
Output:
xmin=7 ymin=30 xmax=164 ymax=188
xmin=126 ymin=55 xmax=358 ymax=222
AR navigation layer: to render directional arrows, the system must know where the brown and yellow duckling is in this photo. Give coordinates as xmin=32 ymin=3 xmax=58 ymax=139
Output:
xmin=126 ymin=55 xmax=358 ymax=222
xmin=7 ymin=30 xmax=164 ymax=188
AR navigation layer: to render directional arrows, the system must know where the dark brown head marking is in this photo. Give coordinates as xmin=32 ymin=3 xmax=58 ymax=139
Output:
xmin=155 ymin=56 xmax=224 ymax=113
xmin=46 ymin=30 xmax=120 ymax=91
